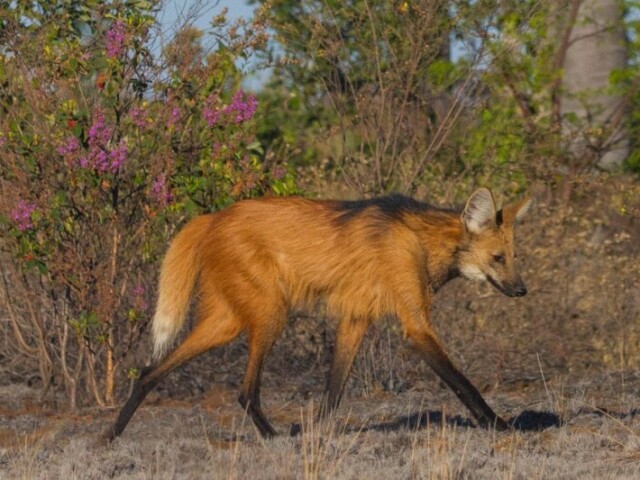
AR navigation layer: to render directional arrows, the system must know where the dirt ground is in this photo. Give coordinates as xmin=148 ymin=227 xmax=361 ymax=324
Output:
xmin=0 ymin=375 xmax=638 ymax=479
xmin=1 ymin=178 xmax=639 ymax=478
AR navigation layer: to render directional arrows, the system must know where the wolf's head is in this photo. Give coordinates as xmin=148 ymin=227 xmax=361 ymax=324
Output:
xmin=457 ymin=188 xmax=532 ymax=297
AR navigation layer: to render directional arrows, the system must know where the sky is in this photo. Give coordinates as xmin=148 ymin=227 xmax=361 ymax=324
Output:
xmin=159 ymin=0 xmax=268 ymax=89
xmin=158 ymin=0 xmax=466 ymax=89
xmin=161 ymin=0 xmax=255 ymax=30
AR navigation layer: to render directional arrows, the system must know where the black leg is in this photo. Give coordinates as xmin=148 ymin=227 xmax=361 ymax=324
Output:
xmin=103 ymin=318 xmax=242 ymax=442
xmin=410 ymin=333 xmax=509 ymax=430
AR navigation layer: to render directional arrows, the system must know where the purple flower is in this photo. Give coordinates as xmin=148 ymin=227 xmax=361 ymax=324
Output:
xmin=133 ymin=283 xmax=148 ymax=311
xmin=106 ymin=20 xmax=126 ymax=59
xmin=69 ymin=109 xmax=129 ymax=173
xmin=203 ymin=107 xmax=220 ymax=126
xmin=92 ymin=148 xmax=110 ymax=172
xmin=203 ymin=91 xmax=258 ymax=127
xmin=203 ymin=95 xmax=220 ymax=127
xmin=167 ymin=107 xmax=181 ymax=128
xmin=74 ymin=110 xmax=127 ymax=173
xmin=223 ymin=90 xmax=258 ymax=124
xmin=57 ymin=136 xmax=81 ymax=156
xmin=133 ymin=284 xmax=145 ymax=296
xmin=10 ymin=200 xmax=37 ymax=232
xmin=88 ymin=110 xmax=112 ymax=145
xmin=129 ymin=107 xmax=147 ymax=129
xmin=80 ymin=141 xmax=127 ymax=173
xmin=108 ymin=139 xmax=128 ymax=171
xmin=150 ymin=174 xmax=174 ymax=206
xmin=78 ymin=154 xmax=90 ymax=168
xmin=0 ymin=135 xmax=6 ymax=148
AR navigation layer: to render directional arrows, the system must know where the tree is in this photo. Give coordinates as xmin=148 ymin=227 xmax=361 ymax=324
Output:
xmin=253 ymin=0 xmax=468 ymax=196
xmin=254 ymin=0 xmax=639 ymax=199
xmin=560 ymin=0 xmax=629 ymax=171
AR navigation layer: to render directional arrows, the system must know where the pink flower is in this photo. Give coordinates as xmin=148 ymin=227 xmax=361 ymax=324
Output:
xmin=223 ymin=90 xmax=258 ymax=124
xmin=203 ymin=95 xmax=220 ymax=127
xmin=108 ymin=139 xmax=128 ymax=171
xmin=106 ymin=20 xmax=126 ymax=59
xmin=203 ymin=90 xmax=258 ymax=127
xmin=92 ymin=148 xmax=110 ymax=172
xmin=133 ymin=283 xmax=148 ymax=311
xmin=75 ymin=110 xmax=127 ymax=172
xmin=83 ymin=141 xmax=127 ymax=173
xmin=10 ymin=200 xmax=37 ymax=232
xmin=129 ymin=107 xmax=147 ymax=129
xmin=88 ymin=110 xmax=113 ymax=145
xmin=57 ymin=136 xmax=81 ymax=156
xmin=150 ymin=174 xmax=174 ymax=206
xmin=167 ymin=107 xmax=181 ymax=128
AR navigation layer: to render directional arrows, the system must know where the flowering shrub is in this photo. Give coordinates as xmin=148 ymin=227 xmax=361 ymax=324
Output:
xmin=9 ymin=201 xmax=37 ymax=232
xmin=0 ymin=2 xmax=296 ymax=407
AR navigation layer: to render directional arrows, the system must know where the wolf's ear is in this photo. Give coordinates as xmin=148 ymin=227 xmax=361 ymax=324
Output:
xmin=502 ymin=197 xmax=532 ymax=225
xmin=462 ymin=188 xmax=496 ymax=234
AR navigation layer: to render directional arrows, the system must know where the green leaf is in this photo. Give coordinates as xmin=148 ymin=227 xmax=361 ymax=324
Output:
xmin=246 ymin=140 xmax=264 ymax=155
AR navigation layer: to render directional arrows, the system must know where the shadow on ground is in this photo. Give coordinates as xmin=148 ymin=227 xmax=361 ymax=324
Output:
xmin=372 ymin=409 xmax=563 ymax=432
xmin=288 ymin=409 xmax=564 ymax=437
xmin=508 ymin=410 xmax=562 ymax=431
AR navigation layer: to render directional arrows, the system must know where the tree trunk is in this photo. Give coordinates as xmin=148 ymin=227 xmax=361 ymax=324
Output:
xmin=561 ymin=0 xmax=628 ymax=170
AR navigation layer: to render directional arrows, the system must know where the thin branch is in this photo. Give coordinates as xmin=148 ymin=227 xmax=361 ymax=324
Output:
xmin=0 ymin=263 xmax=39 ymax=356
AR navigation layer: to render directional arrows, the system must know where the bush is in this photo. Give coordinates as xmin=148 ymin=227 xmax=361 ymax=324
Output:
xmin=0 ymin=1 xmax=296 ymax=407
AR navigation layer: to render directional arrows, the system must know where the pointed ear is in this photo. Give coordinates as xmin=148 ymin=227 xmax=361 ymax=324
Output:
xmin=462 ymin=188 xmax=496 ymax=234
xmin=502 ymin=197 xmax=532 ymax=225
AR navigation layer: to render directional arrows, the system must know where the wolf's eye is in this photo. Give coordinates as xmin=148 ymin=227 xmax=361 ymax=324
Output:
xmin=493 ymin=254 xmax=505 ymax=264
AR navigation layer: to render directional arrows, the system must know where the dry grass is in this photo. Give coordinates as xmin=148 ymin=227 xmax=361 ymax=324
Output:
xmin=0 ymin=375 xmax=639 ymax=479
xmin=1 ymin=178 xmax=639 ymax=478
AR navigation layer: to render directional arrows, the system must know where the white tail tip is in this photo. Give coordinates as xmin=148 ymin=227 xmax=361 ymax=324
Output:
xmin=151 ymin=312 xmax=178 ymax=360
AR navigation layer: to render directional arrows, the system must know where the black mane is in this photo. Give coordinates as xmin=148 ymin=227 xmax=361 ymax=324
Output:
xmin=334 ymin=193 xmax=451 ymax=224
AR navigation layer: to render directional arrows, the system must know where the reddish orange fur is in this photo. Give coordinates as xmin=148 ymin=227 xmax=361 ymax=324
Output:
xmin=106 ymin=189 xmax=532 ymax=441
xmin=189 ymin=199 xmax=459 ymax=327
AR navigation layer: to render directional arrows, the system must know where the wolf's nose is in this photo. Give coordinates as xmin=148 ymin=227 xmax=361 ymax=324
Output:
xmin=514 ymin=285 xmax=527 ymax=297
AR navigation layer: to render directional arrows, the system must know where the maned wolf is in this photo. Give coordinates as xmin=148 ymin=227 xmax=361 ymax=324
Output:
xmin=105 ymin=187 xmax=531 ymax=441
